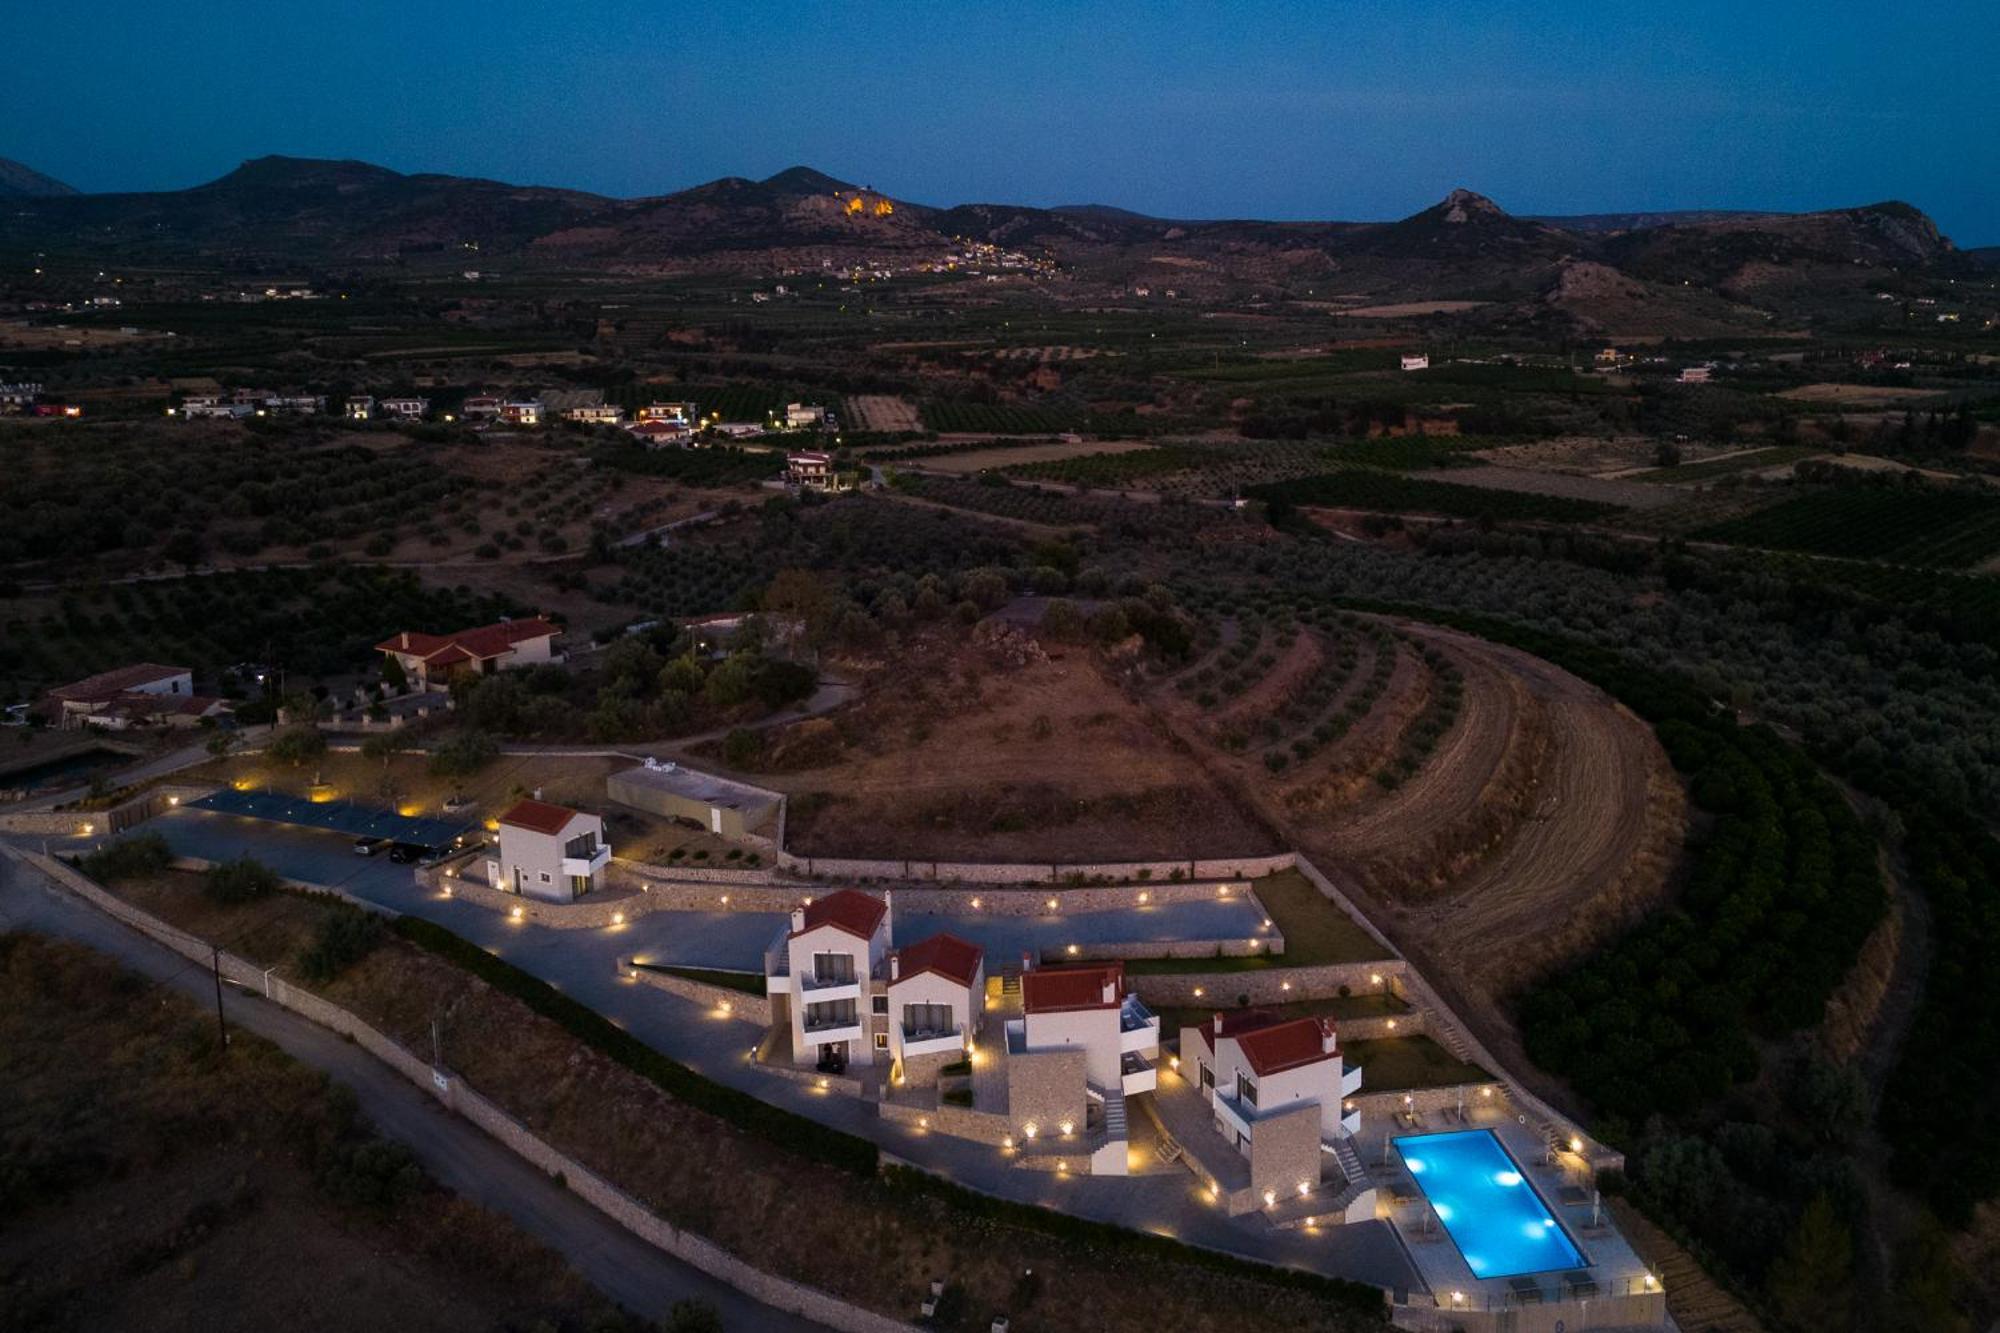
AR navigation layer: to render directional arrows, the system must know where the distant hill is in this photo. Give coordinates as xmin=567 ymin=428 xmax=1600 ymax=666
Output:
xmin=1527 ymin=208 xmax=1776 ymax=233
xmin=0 ymin=155 xmax=1971 ymax=331
xmin=0 ymin=157 xmax=78 ymax=198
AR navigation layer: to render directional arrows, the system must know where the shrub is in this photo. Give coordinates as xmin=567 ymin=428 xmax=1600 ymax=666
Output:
xmin=268 ymin=726 xmax=328 ymax=766
xmin=204 ymin=857 xmax=282 ymax=905
xmin=429 ymin=730 xmax=498 ymax=778
xmin=79 ymin=832 xmax=172 ymax=883
xmin=300 ymin=908 xmax=386 ymax=983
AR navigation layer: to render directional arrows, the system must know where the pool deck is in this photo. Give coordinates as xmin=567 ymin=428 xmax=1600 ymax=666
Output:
xmin=1359 ymin=1106 xmax=1653 ymax=1312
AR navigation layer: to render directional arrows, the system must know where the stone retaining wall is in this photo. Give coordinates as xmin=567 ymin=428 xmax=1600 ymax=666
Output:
xmin=1349 ymin=1082 xmax=1504 ymax=1120
xmin=1129 ymin=959 xmax=1407 ymax=1009
xmin=624 ymin=961 xmax=773 ymax=1026
xmin=9 ymin=847 xmax=918 ymax=1333
xmin=778 ymin=850 xmax=1297 ymax=886
xmin=877 ymin=1098 xmax=1011 ymax=1146
xmin=1071 ymin=934 xmax=1282 ymax=962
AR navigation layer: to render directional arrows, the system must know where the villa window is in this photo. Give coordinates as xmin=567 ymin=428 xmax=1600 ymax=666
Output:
xmin=871 ymin=994 xmax=889 ymax=1015
xmin=1236 ymin=1072 xmax=1257 ymax=1107
xmin=812 ymin=952 xmax=856 ymax=984
xmin=903 ymin=1001 xmax=954 ymax=1037
xmin=563 ymin=830 xmax=598 ymax=859
xmin=874 ymin=1032 xmax=889 ymax=1051
xmin=1199 ymin=1062 xmax=1213 ymax=1091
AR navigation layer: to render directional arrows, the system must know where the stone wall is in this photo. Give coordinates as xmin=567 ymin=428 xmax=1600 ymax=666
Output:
xmin=1130 ymin=958 xmax=1406 ymax=1009
xmin=625 ymin=961 xmax=773 ymax=1026
xmin=1391 ymin=1292 xmax=1667 ymax=1333
xmin=896 ymin=1048 xmax=961 ymax=1089
xmin=1349 ymin=1083 xmax=1503 ymax=1121
xmin=778 ymin=850 xmax=1298 ymax=886
xmin=877 ymin=1098 xmax=1011 ymax=1146
xmin=1004 ymin=1047 xmax=1087 ymax=1139
xmin=1072 ymin=934 xmax=1283 ymax=962
xmin=612 ymin=858 xmax=782 ymax=888
xmin=1248 ymin=1102 xmax=1324 ymax=1208
xmin=8 ymin=847 xmax=919 ymax=1333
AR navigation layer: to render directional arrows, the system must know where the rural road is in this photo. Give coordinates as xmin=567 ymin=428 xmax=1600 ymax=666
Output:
xmin=0 ymin=846 xmax=830 ymax=1333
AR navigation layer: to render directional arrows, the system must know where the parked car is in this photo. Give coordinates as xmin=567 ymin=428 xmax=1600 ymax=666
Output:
xmin=353 ymin=836 xmax=387 ymax=856
xmin=387 ymin=842 xmax=423 ymax=864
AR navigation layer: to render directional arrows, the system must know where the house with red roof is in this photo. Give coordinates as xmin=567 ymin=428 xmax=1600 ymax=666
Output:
xmin=45 ymin=662 xmax=230 ymax=731
xmin=1180 ymin=1008 xmax=1363 ymax=1154
xmin=1002 ymin=958 xmax=1161 ymax=1174
xmin=486 ymin=797 xmax=608 ymax=902
xmin=375 ymin=617 xmax=561 ymax=690
xmin=766 ymin=888 xmax=895 ymax=1073
xmin=886 ymin=931 xmax=986 ymax=1084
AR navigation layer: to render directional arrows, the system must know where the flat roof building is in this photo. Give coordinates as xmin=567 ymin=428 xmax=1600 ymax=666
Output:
xmin=605 ymin=758 xmax=783 ymax=841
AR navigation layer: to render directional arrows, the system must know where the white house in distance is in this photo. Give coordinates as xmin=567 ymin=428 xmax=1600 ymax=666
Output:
xmin=380 ymin=395 xmax=428 ymax=420
xmin=1400 ymin=353 xmax=1430 ymax=372
xmin=45 ymin=662 xmax=229 ymax=730
xmin=783 ymin=402 xmax=830 ymax=430
xmin=786 ymin=450 xmax=849 ymax=493
xmin=345 ymin=395 xmax=375 ymax=420
xmin=487 ymin=798 xmax=610 ymax=902
xmin=887 ymin=932 xmax=986 ymax=1085
xmin=375 ymin=617 xmax=561 ymax=690
xmin=766 ymin=889 xmax=893 ymax=1072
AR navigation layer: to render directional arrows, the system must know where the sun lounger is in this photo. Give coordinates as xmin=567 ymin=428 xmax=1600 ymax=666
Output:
xmin=1563 ymin=1271 xmax=1599 ymax=1298
xmin=1509 ymin=1277 xmax=1545 ymax=1305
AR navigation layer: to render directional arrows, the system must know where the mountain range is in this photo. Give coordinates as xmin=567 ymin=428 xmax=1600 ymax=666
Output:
xmin=0 ymin=154 xmax=1982 ymax=332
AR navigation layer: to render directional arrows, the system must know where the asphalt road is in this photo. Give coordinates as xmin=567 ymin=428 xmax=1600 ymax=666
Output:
xmin=0 ymin=847 xmax=831 ymax=1333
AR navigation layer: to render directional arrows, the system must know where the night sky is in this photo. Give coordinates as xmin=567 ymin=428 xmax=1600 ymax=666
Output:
xmin=8 ymin=0 xmax=1995 ymax=243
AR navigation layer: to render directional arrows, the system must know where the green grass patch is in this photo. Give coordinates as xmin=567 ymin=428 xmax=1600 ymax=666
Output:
xmin=1157 ymin=992 xmax=1409 ymax=1038
xmin=1251 ymin=869 xmax=1397 ymax=965
xmin=1342 ymin=1035 xmax=1491 ymax=1092
xmin=1632 ymin=445 xmax=1819 ymax=483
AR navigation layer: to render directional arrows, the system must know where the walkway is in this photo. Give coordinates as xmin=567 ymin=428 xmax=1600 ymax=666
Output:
xmin=0 ymin=847 xmax=830 ymax=1332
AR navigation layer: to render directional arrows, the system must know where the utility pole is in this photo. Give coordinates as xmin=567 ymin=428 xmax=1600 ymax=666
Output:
xmin=211 ymin=946 xmax=229 ymax=1049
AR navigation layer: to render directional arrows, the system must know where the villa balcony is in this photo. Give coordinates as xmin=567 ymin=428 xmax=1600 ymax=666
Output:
xmin=1341 ymin=1060 xmax=1363 ymax=1098
xmin=798 ymin=972 xmax=861 ymax=1002
xmin=1341 ymin=1107 xmax=1362 ymax=1137
xmin=900 ymin=1026 xmax=966 ymax=1060
xmin=1214 ymin=1090 xmax=1255 ymax=1141
xmin=1119 ymin=997 xmax=1161 ymax=1054
xmin=800 ymin=1017 xmax=864 ymax=1047
xmin=1121 ymin=1050 xmax=1157 ymax=1096
xmin=561 ymin=844 xmax=612 ymax=878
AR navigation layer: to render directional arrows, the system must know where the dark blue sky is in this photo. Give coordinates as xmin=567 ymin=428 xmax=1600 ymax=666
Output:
xmin=8 ymin=0 xmax=1996 ymax=243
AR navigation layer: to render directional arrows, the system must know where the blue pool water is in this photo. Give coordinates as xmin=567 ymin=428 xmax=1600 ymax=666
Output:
xmin=1394 ymin=1130 xmax=1586 ymax=1279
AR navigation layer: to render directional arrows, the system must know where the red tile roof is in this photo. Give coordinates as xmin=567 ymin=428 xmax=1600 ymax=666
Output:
xmin=1234 ymin=1016 xmax=1340 ymax=1078
xmin=498 ymin=798 xmax=583 ymax=837
xmin=49 ymin=663 xmax=189 ymax=703
xmin=892 ymin=932 xmax=984 ymax=988
xmin=1021 ymin=962 xmax=1125 ymax=1014
xmin=376 ymin=619 xmax=558 ymax=665
xmin=795 ymin=889 xmax=888 ymax=941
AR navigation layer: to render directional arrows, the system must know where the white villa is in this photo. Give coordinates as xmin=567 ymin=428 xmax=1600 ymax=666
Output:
xmin=767 ymin=889 xmax=894 ymax=1073
xmin=487 ymin=798 xmax=610 ymax=902
xmin=1181 ymin=1008 xmax=1363 ymax=1147
xmin=886 ymin=931 xmax=986 ymax=1085
xmin=1004 ymin=960 xmax=1160 ymax=1174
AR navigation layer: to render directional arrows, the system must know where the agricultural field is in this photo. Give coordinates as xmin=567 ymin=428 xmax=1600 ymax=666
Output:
xmin=1248 ymin=469 xmax=1626 ymax=522
xmin=1690 ymin=484 xmax=2000 ymax=568
xmin=750 ymin=626 xmax=1280 ymax=863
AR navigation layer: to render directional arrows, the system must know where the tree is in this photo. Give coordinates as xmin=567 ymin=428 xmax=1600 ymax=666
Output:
xmin=205 ymin=729 xmax=241 ymax=759
xmin=428 ymin=730 xmax=497 ymax=778
xmin=360 ymin=730 xmax=399 ymax=768
xmin=663 ymin=1301 xmax=723 ymax=1333
xmin=268 ymin=726 xmax=327 ymax=767
xmin=1766 ymin=1193 xmax=1855 ymax=1332
xmin=380 ymin=652 xmax=408 ymax=694
xmin=763 ymin=567 xmax=835 ymax=644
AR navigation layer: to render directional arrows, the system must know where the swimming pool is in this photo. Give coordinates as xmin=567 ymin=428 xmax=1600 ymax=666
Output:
xmin=1394 ymin=1129 xmax=1586 ymax=1279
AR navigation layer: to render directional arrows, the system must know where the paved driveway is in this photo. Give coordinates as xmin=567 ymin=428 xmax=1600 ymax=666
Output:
xmin=54 ymin=811 xmax=1421 ymax=1297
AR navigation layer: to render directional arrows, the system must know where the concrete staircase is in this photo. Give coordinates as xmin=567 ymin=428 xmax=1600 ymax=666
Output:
xmin=1088 ymin=1084 xmax=1130 ymax=1176
xmin=1329 ymin=1133 xmax=1366 ymax=1185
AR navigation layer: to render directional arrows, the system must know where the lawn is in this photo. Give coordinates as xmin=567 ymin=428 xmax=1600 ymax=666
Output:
xmin=1252 ymin=869 xmax=1396 ymax=965
xmin=1342 ymin=1035 xmax=1492 ymax=1091
xmin=1119 ymin=871 xmax=1392 ymax=975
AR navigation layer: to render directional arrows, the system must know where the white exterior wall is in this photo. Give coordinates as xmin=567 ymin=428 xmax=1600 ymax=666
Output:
xmin=785 ymin=923 xmax=882 ymax=1068
xmin=1208 ymin=1034 xmax=1350 ymax=1141
xmin=506 ymin=634 xmax=557 ymax=668
xmin=887 ymin=965 xmax=983 ymax=1064
xmin=490 ymin=813 xmax=606 ymax=903
xmin=1022 ymin=1007 xmax=1121 ymax=1087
